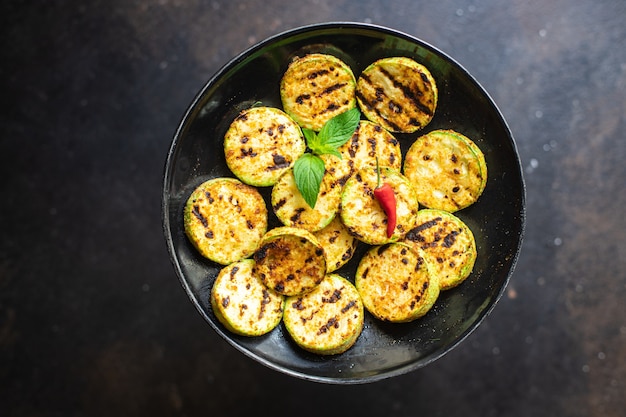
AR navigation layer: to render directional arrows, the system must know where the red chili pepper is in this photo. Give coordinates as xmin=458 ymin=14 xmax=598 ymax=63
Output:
xmin=374 ymin=158 xmax=397 ymax=238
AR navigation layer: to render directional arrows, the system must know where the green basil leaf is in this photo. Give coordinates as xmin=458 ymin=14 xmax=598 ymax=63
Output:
xmin=302 ymin=128 xmax=320 ymax=151
xmin=318 ymin=107 xmax=361 ymax=149
xmin=293 ymin=153 xmax=325 ymax=208
xmin=312 ymin=143 xmax=342 ymax=157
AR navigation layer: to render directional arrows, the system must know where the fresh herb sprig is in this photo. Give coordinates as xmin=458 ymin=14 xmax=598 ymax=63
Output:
xmin=293 ymin=108 xmax=361 ymax=208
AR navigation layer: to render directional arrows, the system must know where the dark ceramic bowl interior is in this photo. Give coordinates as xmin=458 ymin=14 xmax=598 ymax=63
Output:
xmin=162 ymin=22 xmax=525 ymax=384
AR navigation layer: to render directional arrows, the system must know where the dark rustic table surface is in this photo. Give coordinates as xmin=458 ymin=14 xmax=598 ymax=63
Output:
xmin=1 ymin=1 xmax=624 ymax=416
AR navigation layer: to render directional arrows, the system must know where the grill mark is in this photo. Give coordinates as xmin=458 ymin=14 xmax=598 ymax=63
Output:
xmin=192 ymin=205 xmax=208 ymax=228
xmin=295 ymin=93 xmax=311 ymax=104
xmin=268 ymin=153 xmax=289 ymax=170
xmin=356 ymin=90 xmax=403 ymax=131
xmin=321 ymin=82 xmax=347 ymax=95
xmin=407 ymin=217 xmax=443 ymax=237
xmin=378 ymin=66 xmax=433 ymax=116
xmin=322 ymin=289 xmax=342 ymax=303
xmin=341 ymin=300 xmax=357 ymax=314
xmin=290 ymin=207 xmax=306 ymax=223
xmin=258 ymin=289 xmax=271 ymax=320
xmin=308 ymin=69 xmax=329 ymax=79
xmin=317 ymin=316 xmax=339 ymax=335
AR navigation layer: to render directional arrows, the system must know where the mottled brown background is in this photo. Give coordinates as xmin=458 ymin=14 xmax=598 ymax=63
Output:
xmin=1 ymin=1 xmax=624 ymax=416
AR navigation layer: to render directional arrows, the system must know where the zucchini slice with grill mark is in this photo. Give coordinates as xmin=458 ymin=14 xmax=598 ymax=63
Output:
xmin=271 ymin=166 xmax=342 ymax=232
xmin=340 ymin=166 xmax=418 ymax=245
xmin=253 ymin=226 xmax=327 ymax=296
xmin=322 ymin=120 xmax=402 ymax=190
xmin=403 ymin=129 xmax=487 ymax=212
xmin=356 ymin=57 xmax=437 ymax=133
xmin=283 ymin=273 xmax=364 ymax=355
xmin=184 ymin=177 xmax=267 ymax=265
xmin=280 ymin=53 xmax=357 ymax=131
xmin=224 ymin=106 xmax=306 ymax=187
xmin=313 ymin=216 xmax=358 ymax=273
xmin=210 ymin=259 xmax=284 ymax=336
xmin=355 ymin=243 xmax=439 ymax=323
xmin=402 ymin=209 xmax=476 ymax=290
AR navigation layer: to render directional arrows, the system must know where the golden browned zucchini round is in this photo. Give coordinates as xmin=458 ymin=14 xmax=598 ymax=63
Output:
xmin=280 ymin=53 xmax=357 ymax=131
xmin=183 ymin=177 xmax=267 ymax=265
xmin=271 ymin=166 xmax=342 ymax=232
xmin=355 ymin=243 xmax=439 ymax=322
xmin=340 ymin=166 xmax=418 ymax=245
xmin=224 ymin=106 xmax=306 ymax=187
xmin=313 ymin=216 xmax=358 ymax=273
xmin=283 ymin=273 xmax=364 ymax=355
xmin=210 ymin=259 xmax=284 ymax=336
xmin=252 ymin=226 xmax=327 ymax=296
xmin=402 ymin=209 xmax=477 ymax=290
xmin=403 ymin=129 xmax=487 ymax=212
xmin=356 ymin=57 xmax=437 ymax=133
xmin=321 ymin=120 xmax=402 ymax=189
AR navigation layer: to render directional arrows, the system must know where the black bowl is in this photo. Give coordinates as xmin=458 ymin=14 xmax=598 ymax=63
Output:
xmin=162 ymin=22 xmax=525 ymax=384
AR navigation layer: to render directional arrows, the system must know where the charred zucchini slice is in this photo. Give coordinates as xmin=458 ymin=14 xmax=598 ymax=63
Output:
xmin=313 ymin=215 xmax=358 ymax=273
xmin=322 ymin=120 xmax=402 ymax=189
xmin=271 ymin=166 xmax=342 ymax=232
xmin=283 ymin=273 xmax=364 ymax=355
xmin=224 ymin=106 xmax=306 ymax=187
xmin=280 ymin=53 xmax=357 ymax=131
xmin=340 ymin=166 xmax=418 ymax=245
xmin=252 ymin=226 xmax=327 ymax=296
xmin=355 ymin=243 xmax=439 ymax=323
xmin=402 ymin=209 xmax=477 ymax=290
xmin=183 ymin=177 xmax=267 ymax=265
xmin=403 ymin=129 xmax=487 ymax=212
xmin=356 ymin=57 xmax=437 ymax=133
xmin=210 ymin=259 xmax=284 ymax=336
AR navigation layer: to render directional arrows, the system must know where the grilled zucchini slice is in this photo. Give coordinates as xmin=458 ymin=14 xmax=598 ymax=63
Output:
xmin=183 ymin=177 xmax=267 ymax=265
xmin=321 ymin=120 xmax=402 ymax=189
xmin=313 ymin=215 xmax=358 ymax=273
xmin=403 ymin=129 xmax=487 ymax=212
xmin=271 ymin=166 xmax=342 ymax=232
xmin=356 ymin=57 xmax=437 ymax=133
xmin=340 ymin=166 xmax=418 ymax=245
xmin=355 ymin=243 xmax=439 ymax=323
xmin=280 ymin=53 xmax=357 ymax=131
xmin=402 ymin=209 xmax=477 ymax=290
xmin=224 ymin=106 xmax=306 ymax=187
xmin=253 ymin=226 xmax=327 ymax=296
xmin=283 ymin=273 xmax=364 ymax=355
xmin=210 ymin=259 xmax=284 ymax=336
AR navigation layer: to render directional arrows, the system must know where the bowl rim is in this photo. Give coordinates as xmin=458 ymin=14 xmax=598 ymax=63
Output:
xmin=162 ymin=21 xmax=527 ymax=384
